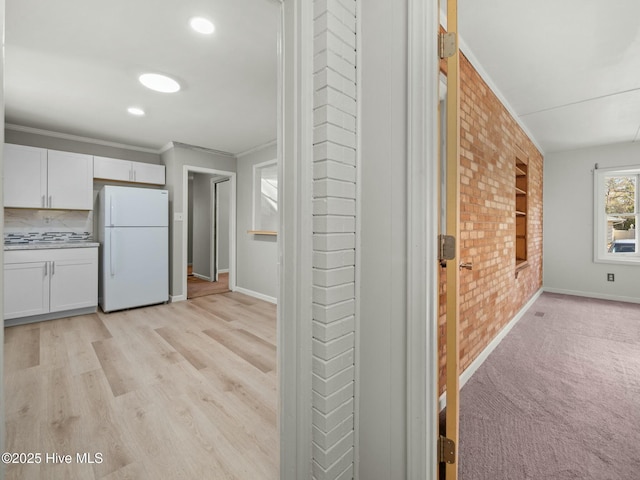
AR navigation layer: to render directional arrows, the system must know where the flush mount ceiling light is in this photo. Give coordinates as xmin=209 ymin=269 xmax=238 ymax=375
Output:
xmin=127 ymin=107 xmax=145 ymax=116
xmin=190 ymin=17 xmax=215 ymax=35
xmin=139 ymin=73 xmax=181 ymax=93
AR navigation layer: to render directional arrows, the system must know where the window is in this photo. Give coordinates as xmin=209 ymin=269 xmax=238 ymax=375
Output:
xmin=515 ymin=157 xmax=528 ymax=270
xmin=594 ymin=166 xmax=639 ymax=264
xmin=252 ymin=159 xmax=278 ymax=232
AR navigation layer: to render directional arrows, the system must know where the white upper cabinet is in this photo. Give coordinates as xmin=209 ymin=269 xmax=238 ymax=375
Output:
xmin=132 ymin=161 xmax=165 ymax=185
xmin=93 ymin=156 xmax=165 ymax=185
xmin=47 ymin=150 xmax=94 ymax=209
xmin=93 ymin=155 xmax=132 ymax=182
xmin=4 ymin=144 xmax=48 ymax=208
xmin=4 ymin=144 xmax=93 ymax=210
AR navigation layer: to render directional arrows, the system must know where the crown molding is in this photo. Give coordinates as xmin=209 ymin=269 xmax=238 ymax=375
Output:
xmin=170 ymin=141 xmax=235 ymax=158
xmin=5 ymin=123 xmax=162 ymax=154
xmin=235 ymin=139 xmax=277 ymax=159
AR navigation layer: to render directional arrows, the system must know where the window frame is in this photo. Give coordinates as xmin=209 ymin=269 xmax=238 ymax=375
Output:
xmin=252 ymin=158 xmax=278 ymax=233
xmin=593 ymin=165 xmax=640 ymax=265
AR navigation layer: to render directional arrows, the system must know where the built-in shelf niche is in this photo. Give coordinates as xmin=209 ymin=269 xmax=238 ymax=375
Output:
xmin=515 ymin=157 xmax=528 ymax=271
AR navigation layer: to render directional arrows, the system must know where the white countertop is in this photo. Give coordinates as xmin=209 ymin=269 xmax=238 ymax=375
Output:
xmin=4 ymin=241 xmax=100 ymax=251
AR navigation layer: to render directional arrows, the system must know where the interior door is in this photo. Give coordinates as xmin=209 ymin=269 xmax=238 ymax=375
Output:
xmin=441 ymin=0 xmax=461 ymax=478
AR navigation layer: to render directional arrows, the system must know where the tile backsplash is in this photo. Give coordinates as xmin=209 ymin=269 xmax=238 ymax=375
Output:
xmin=4 ymin=231 xmax=92 ymax=245
xmin=4 ymin=208 xmax=93 ymax=238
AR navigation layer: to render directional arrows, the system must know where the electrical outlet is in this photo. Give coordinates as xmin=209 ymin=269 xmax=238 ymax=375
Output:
xmin=607 ymin=273 xmax=615 ymax=282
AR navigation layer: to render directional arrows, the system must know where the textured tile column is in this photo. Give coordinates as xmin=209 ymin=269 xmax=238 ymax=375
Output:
xmin=311 ymin=1 xmax=357 ymax=479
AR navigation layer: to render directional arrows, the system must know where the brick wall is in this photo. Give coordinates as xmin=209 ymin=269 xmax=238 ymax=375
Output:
xmin=438 ymin=52 xmax=544 ymax=393
xmin=312 ymin=0 xmax=357 ymax=478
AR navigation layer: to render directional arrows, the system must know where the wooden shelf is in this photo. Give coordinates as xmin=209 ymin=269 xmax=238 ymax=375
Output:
xmin=515 ymin=259 xmax=529 ymax=278
xmin=515 ymin=157 xmax=528 ymax=267
xmin=247 ymin=230 xmax=277 ymax=236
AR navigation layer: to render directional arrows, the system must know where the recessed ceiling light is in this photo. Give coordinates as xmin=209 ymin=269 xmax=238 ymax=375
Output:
xmin=190 ymin=17 xmax=215 ymax=35
xmin=127 ymin=107 xmax=145 ymax=116
xmin=139 ymin=73 xmax=181 ymax=93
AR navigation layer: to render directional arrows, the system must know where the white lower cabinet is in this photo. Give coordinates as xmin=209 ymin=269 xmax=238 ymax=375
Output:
xmin=4 ymin=247 xmax=98 ymax=321
xmin=4 ymin=261 xmax=50 ymax=319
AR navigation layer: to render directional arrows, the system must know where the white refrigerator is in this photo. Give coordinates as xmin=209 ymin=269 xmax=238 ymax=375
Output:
xmin=98 ymin=186 xmax=169 ymax=312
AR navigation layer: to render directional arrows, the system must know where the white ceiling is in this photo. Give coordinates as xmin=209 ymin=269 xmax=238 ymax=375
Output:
xmin=456 ymin=0 xmax=640 ymax=154
xmin=7 ymin=1 xmax=640 ymax=157
xmin=5 ymin=0 xmax=279 ymax=155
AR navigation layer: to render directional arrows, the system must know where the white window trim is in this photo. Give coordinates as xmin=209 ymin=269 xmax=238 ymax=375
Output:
xmin=252 ymin=158 xmax=278 ymax=232
xmin=593 ymin=165 xmax=640 ymax=265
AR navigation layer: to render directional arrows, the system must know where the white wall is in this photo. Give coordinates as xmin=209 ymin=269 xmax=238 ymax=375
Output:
xmin=359 ymin=0 xmax=409 ymax=477
xmin=161 ymin=143 xmax=236 ymax=299
xmin=236 ymin=143 xmax=277 ymax=300
xmin=545 ymin=141 xmax=640 ymax=303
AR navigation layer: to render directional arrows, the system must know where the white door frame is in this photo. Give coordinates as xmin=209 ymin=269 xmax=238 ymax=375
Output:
xmin=279 ymin=0 xmax=314 ymax=478
xmin=279 ymin=0 xmax=440 ymax=477
xmin=181 ymin=165 xmax=236 ymax=298
xmin=406 ymin=0 xmax=440 ymax=477
xmin=212 ymin=178 xmax=219 ymax=282
xmin=211 ymin=177 xmax=230 ymax=282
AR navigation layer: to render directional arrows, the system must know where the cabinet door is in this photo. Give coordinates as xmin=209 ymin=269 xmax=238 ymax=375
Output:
xmin=4 ymin=262 xmax=50 ymax=319
xmin=47 ymin=150 xmax=93 ymax=210
xmin=93 ymin=156 xmax=132 ymax=182
xmin=132 ymin=161 xmax=165 ymax=185
xmin=3 ymin=144 xmax=48 ymax=208
xmin=49 ymin=252 xmax=98 ymax=313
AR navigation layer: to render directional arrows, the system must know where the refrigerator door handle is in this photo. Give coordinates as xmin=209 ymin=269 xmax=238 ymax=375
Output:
xmin=110 ymin=229 xmax=116 ymax=276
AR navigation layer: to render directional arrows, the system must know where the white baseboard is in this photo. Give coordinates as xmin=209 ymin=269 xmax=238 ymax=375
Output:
xmin=233 ymin=286 xmax=277 ymax=304
xmin=218 ymin=268 xmax=229 ymax=274
xmin=193 ymin=273 xmax=213 ymax=281
xmin=543 ymin=287 xmax=640 ymax=305
xmin=170 ymin=294 xmax=187 ymax=303
xmin=439 ymin=287 xmax=544 ymax=411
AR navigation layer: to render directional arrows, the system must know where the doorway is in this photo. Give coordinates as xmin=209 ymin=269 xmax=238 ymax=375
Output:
xmin=186 ymin=173 xmax=232 ymax=298
xmin=181 ymin=165 xmax=236 ymax=301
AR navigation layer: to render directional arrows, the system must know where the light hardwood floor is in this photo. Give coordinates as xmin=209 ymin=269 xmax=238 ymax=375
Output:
xmin=4 ymin=292 xmax=278 ymax=480
xmin=187 ymin=272 xmax=230 ymax=299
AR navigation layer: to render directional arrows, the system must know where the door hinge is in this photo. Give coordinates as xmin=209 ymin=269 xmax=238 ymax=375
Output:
xmin=439 ymin=234 xmax=456 ymax=263
xmin=438 ymin=435 xmax=456 ymax=464
xmin=439 ymin=32 xmax=457 ymax=59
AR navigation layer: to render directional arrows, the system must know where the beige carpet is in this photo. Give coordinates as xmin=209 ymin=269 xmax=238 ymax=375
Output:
xmin=452 ymin=292 xmax=640 ymax=480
